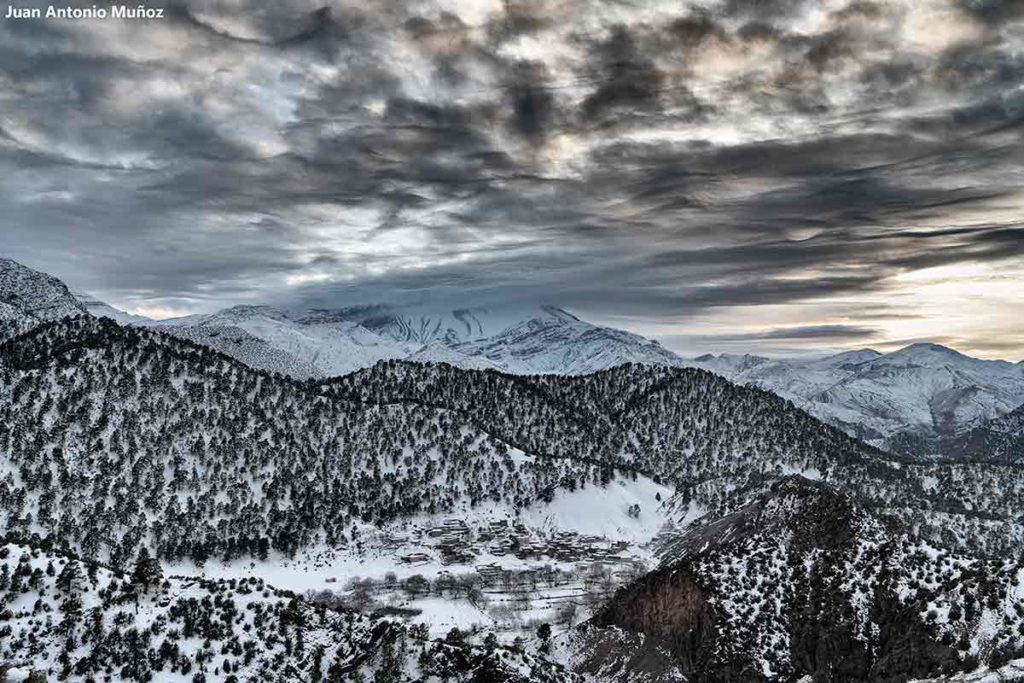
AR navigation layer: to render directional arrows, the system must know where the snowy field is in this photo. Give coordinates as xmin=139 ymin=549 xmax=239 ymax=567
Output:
xmin=167 ymin=476 xmax=673 ymax=639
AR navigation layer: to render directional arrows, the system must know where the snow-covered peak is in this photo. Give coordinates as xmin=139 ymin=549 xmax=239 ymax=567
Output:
xmin=813 ymin=348 xmax=882 ymax=368
xmin=445 ymin=304 xmax=682 ymax=373
xmin=694 ymin=340 xmax=1024 ymax=457
xmin=195 ymin=304 xmax=292 ymax=326
xmin=140 ymin=299 xmax=687 ymax=377
xmin=0 ymin=257 xmax=88 ymax=340
xmin=145 ymin=304 xmax=291 ymax=328
xmin=316 ymin=303 xmax=577 ymax=345
xmin=688 ymin=352 xmax=771 ymax=375
xmin=872 ymin=342 xmax=977 ymax=368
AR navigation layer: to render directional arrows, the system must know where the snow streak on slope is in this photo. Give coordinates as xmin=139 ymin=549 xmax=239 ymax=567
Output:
xmin=325 ymin=305 xmax=537 ymax=345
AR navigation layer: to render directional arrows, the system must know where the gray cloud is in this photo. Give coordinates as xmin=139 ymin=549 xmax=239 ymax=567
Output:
xmin=1 ymin=0 xmax=1022 ymax=355
xmin=752 ymin=324 xmax=880 ymax=341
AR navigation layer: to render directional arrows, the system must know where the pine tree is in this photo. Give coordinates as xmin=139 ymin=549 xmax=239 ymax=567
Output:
xmin=374 ymin=635 xmax=403 ymax=683
xmin=131 ymin=546 xmax=163 ymax=593
xmin=537 ymin=622 xmax=552 ymax=653
xmin=56 ymin=559 xmax=82 ymax=595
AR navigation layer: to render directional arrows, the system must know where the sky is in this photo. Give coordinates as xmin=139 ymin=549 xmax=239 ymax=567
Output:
xmin=0 ymin=0 xmax=1022 ymax=358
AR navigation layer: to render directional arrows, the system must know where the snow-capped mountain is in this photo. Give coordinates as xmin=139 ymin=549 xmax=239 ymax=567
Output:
xmin=690 ymin=345 xmax=1024 ymax=459
xmin=447 ymin=306 xmax=685 ymax=375
xmin=6 ymin=257 xmax=693 ymax=379
xmin=108 ymin=299 xmax=687 ymax=378
xmin=0 ymin=257 xmax=87 ymax=340
xmin=13 ymin=256 xmax=1024 ymax=462
xmin=138 ymin=304 xmax=419 ymax=378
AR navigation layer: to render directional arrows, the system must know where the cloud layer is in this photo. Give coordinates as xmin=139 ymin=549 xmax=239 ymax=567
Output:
xmin=1 ymin=0 xmax=1022 ymax=357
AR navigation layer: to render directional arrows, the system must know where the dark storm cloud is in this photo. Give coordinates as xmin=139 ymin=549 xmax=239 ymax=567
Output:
xmin=668 ymin=324 xmax=881 ymax=352
xmin=723 ymin=0 xmax=812 ymax=20
xmin=581 ymin=25 xmax=664 ymax=120
xmin=171 ymin=5 xmax=352 ymax=48
xmin=1 ymin=0 xmax=1022 ymax=353
xmin=753 ymin=324 xmax=879 ymax=341
xmin=506 ymin=60 xmax=554 ymax=141
xmin=958 ymin=0 xmax=1024 ymax=25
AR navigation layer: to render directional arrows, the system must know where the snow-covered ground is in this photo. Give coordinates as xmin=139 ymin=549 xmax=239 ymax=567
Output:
xmin=167 ymin=475 xmax=673 ymax=640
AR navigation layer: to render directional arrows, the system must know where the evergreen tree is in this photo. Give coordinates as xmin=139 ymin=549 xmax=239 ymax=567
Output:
xmin=56 ymin=559 xmax=82 ymax=595
xmin=537 ymin=622 xmax=552 ymax=654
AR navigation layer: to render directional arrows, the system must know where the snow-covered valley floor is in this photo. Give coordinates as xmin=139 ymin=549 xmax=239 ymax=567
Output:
xmin=167 ymin=476 xmax=673 ymax=640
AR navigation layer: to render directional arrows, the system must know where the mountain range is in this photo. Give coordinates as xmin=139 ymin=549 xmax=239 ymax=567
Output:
xmin=131 ymin=302 xmax=686 ymax=377
xmin=1 ymin=255 xmax=1023 ymax=681
xmin=0 ymin=255 xmax=1013 ymax=461
xmin=691 ymin=348 xmax=1024 ymax=460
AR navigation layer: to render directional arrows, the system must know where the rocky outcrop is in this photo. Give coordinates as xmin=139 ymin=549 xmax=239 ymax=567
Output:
xmin=579 ymin=478 xmax=1018 ymax=682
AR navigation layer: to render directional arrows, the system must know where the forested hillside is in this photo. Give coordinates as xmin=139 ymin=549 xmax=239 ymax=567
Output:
xmin=325 ymin=362 xmax=1024 ymax=555
xmin=0 ymin=318 xmax=608 ymax=565
xmin=2 ymin=316 xmax=1023 ymax=682
xmin=581 ymin=478 xmax=1024 ymax=682
xmin=0 ymin=536 xmax=573 ymax=682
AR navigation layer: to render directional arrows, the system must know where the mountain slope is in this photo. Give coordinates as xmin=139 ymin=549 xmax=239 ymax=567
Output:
xmin=141 ymin=305 xmax=418 ymax=379
xmin=449 ymin=307 xmax=685 ymax=375
xmin=149 ymin=303 xmax=687 ymax=378
xmin=0 ymin=258 xmax=87 ymax=341
xmin=691 ymin=345 xmax=1024 ymax=460
xmin=0 ymin=318 xmax=614 ymax=565
xmin=73 ymin=291 xmax=150 ymax=325
xmin=0 ymin=537 xmax=573 ymax=683
xmin=576 ymin=477 xmax=1024 ymax=682
xmin=946 ymin=403 xmax=1024 ymax=464
xmin=322 ymin=362 xmax=1024 ymax=555
xmin=1 ymin=316 xmax=1020 ymax=570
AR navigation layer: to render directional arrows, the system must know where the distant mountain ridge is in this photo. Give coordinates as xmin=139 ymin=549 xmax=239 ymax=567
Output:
xmin=4 ymin=256 xmax=1023 ymax=462
xmin=691 ymin=345 xmax=1024 ymax=460
xmin=97 ymin=297 xmax=688 ymax=378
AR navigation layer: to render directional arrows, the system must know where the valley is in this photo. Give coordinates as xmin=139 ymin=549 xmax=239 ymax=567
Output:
xmin=0 ymin=257 xmax=1022 ymax=681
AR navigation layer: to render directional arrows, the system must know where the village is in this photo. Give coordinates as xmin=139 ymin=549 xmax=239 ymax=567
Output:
xmin=301 ymin=515 xmax=655 ymax=639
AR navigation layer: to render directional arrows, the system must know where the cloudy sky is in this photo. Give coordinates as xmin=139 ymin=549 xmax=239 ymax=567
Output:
xmin=1 ymin=0 xmax=1022 ymax=358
